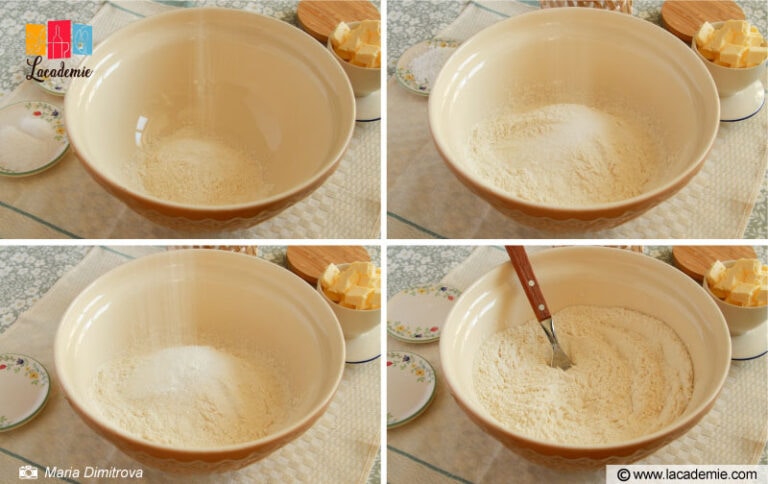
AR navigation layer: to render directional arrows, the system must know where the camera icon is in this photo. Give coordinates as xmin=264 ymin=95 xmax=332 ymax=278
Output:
xmin=18 ymin=465 xmax=38 ymax=479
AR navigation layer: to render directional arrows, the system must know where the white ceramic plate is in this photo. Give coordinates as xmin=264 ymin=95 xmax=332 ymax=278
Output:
xmin=0 ymin=354 xmax=50 ymax=432
xmin=387 ymin=284 xmax=461 ymax=343
xmin=731 ymin=320 xmax=768 ymax=361
xmin=395 ymin=38 xmax=460 ymax=96
xmin=386 ymin=351 xmax=436 ymax=429
xmin=720 ymin=79 xmax=765 ymax=122
xmin=0 ymin=101 xmax=69 ymax=177
xmin=346 ymin=326 xmax=381 ymax=364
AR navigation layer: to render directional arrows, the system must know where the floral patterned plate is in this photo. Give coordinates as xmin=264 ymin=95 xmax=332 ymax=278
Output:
xmin=0 ymin=101 xmax=69 ymax=177
xmin=0 ymin=353 xmax=50 ymax=432
xmin=386 ymin=351 xmax=436 ymax=429
xmin=395 ymin=38 xmax=460 ymax=96
xmin=387 ymin=284 xmax=461 ymax=343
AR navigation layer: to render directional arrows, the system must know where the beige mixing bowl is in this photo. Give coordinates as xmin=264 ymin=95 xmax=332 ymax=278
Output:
xmin=55 ymin=250 xmax=345 ymax=473
xmin=429 ymin=8 xmax=719 ymax=233
xmin=65 ymin=8 xmax=355 ymax=232
xmin=440 ymin=247 xmax=731 ymax=468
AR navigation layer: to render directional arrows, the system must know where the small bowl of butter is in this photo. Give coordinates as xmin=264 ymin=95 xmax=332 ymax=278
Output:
xmin=692 ymin=19 xmax=767 ymax=120
xmin=327 ymin=20 xmax=381 ymax=97
xmin=703 ymin=258 xmax=768 ymax=336
xmin=317 ymin=261 xmax=381 ymax=340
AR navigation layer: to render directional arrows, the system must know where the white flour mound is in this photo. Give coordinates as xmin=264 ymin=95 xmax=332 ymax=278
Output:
xmin=131 ymin=126 xmax=272 ymax=206
xmin=466 ymin=103 xmax=662 ymax=206
xmin=473 ymin=305 xmax=693 ymax=445
xmin=90 ymin=345 xmax=293 ymax=447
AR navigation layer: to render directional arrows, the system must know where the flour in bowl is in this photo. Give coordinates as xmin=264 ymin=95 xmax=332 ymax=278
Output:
xmin=473 ymin=306 xmax=693 ymax=445
xmin=90 ymin=345 xmax=294 ymax=447
xmin=465 ymin=102 xmax=663 ymax=207
xmin=129 ymin=126 xmax=273 ymax=206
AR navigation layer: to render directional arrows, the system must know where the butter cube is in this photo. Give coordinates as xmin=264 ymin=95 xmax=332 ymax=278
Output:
xmin=337 ymin=34 xmax=361 ymax=61
xmin=349 ymin=261 xmax=374 ymax=277
xmin=343 ymin=285 xmax=373 ymax=309
xmin=744 ymin=46 xmax=768 ymax=67
xmin=733 ymin=258 xmax=762 ymax=281
xmin=705 ymin=27 xmax=732 ymax=54
xmin=706 ymin=260 xmax=728 ymax=287
xmin=726 ymin=282 xmax=757 ymax=306
xmin=351 ymin=44 xmax=380 ymax=68
xmin=332 ymin=267 xmax=359 ymax=294
xmin=754 ymin=284 xmax=768 ymax=306
xmin=695 ymin=21 xmax=715 ymax=48
xmin=320 ymin=263 xmax=340 ymax=289
xmin=368 ymin=287 xmax=381 ymax=310
xmin=719 ymin=43 xmax=746 ymax=67
xmin=360 ymin=19 xmax=380 ymax=44
xmin=330 ymin=22 xmax=350 ymax=49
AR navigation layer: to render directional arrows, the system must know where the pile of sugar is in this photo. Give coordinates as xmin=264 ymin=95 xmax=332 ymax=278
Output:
xmin=130 ymin=126 xmax=272 ymax=206
xmin=465 ymin=102 xmax=663 ymax=207
xmin=473 ymin=305 xmax=693 ymax=445
xmin=90 ymin=345 xmax=294 ymax=447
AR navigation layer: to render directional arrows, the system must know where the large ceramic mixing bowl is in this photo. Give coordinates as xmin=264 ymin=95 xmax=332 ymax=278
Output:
xmin=55 ymin=249 xmax=345 ymax=473
xmin=429 ymin=8 xmax=719 ymax=233
xmin=440 ymin=247 xmax=730 ymax=468
xmin=65 ymin=8 xmax=355 ymax=232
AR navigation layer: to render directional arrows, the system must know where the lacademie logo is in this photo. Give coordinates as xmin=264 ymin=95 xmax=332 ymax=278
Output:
xmin=25 ymin=20 xmax=94 ymax=82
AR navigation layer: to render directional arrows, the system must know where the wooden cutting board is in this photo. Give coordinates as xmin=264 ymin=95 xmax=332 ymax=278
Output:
xmin=661 ymin=0 xmax=745 ymax=44
xmin=672 ymin=245 xmax=757 ymax=283
xmin=286 ymin=246 xmax=371 ymax=286
xmin=297 ymin=0 xmax=380 ymax=44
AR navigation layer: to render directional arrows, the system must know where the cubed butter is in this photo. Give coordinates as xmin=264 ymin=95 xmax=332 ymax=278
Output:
xmin=696 ymin=19 xmax=767 ymax=67
xmin=330 ymin=19 xmax=381 ymax=69
xmin=706 ymin=259 xmax=728 ymax=287
xmin=330 ymin=22 xmax=351 ymax=49
xmin=320 ymin=260 xmax=381 ymax=310
xmin=754 ymin=285 xmax=768 ymax=306
xmin=320 ymin=263 xmax=340 ymax=289
xmin=707 ymin=258 xmax=768 ymax=307
xmin=744 ymin=46 xmax=768 ymax=67
xmin=726 ymin=282 xmax=757 ymax=306
xmin=343 ymin=285 xmax=373 ymax=309
xmin=695 ymin=21 xmax=716 ymax=48
xmin=719 ymin=43 xmax=746 ymax=67
xmin=368 ymin=288 xmax=381 ymax=310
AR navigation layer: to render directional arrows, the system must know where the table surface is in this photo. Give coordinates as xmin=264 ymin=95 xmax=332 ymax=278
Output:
xmin=387 ymin=0 xmax=768 ymax=239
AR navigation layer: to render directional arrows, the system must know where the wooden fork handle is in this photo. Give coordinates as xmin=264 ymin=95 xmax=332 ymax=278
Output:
xmin=505 ymin=246 xmax=551 ymax=322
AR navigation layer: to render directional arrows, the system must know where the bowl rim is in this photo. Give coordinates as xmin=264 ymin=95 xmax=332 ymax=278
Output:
xmin=702 ymin=259 xmax=768 ymax=310
xmin=428 ymin=8 xmax=720 ymax=219
xmin=54 ymin=249 xmax=346 ymax=455
xmin=439 ymin=246 xmax=732 ymax=452
xmin=64 ymin=7 xmax=356 ymax=214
